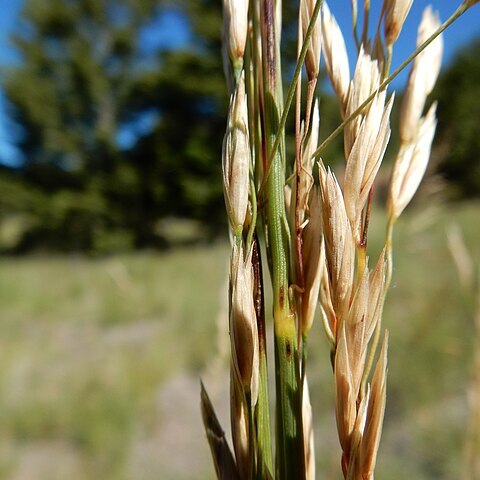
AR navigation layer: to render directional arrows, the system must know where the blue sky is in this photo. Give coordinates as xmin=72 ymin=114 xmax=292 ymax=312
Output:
xmin=0 ymin=0 xmax=479 ymax=165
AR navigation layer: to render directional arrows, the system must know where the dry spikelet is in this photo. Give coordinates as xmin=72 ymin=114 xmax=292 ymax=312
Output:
xmin=223 ymin=0 xmax=250 ymax=65
xmin=348 ymin=385 xmax=371 ymax=479
xmin=335 ymin=324 xmax=357 ymax=453
xmin=303 ymin=376 xmax=316 ymax=480
xmin=301 ymin=0 xmax=322 ymax=81
xmin=399 ymin=6 xmax=442 ymax=143
xmin=230 ymin=366 xmax=251 ymax=479
xmin=201 ymin=382 xmax=240 ymax=480
xmin=345 ymin=268 xmax=370 ymax=397
xmin=344 ymin=92 xmax=394 ymax=241
xmin=230 ymin=243 xmax=259 ymax=405
xmin=361 ymin=332 xmax=389 ymax=479
xmin=302 ymin=188 xmax=324 ymax=334
xmin=388 ymin=102 xmax=437 ymax=221
xmin=321 ymin=2 xmax=350 ymax=113
xmin=345 ymin=48 xmax=381 ymax=157
xmin=222 ymin=73 xmax=251 ymax=232
xmin=319 ymin=163 xmax=355 ymax=323
xmin=383 ymin=0 xmax=414 ymax=46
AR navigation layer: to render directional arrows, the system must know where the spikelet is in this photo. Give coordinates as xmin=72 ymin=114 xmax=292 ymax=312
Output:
xmin=348 ymin=385 xmax=371 ymax=478
xmin=222 ymin=73 xmax=251 ymax=233
xmin=399 ymin=7 xmax=442 ymax=143
xmin=344 ymin=92 xmax=394 ymax=241
xmin=319 ymin=163 xmax=355 ymax=323
xmin=361 ymin=332 xmax=389 ymax=479
xmin=230 ymin=243 xmax=259 ymax=405
xmin=230 ymin=365 xmax=251 ymax=479
xmin=335 ymin=324 xmax=357 ymax=453
xmin=388 ymin=102 xmax=437 ymax=221
xmin=383 ymin=0 xmax=414 ymax=46
xmin=345 ymin=268 xmax=370 ymax=398
xmin=344 ymin=48 xmax=381 ymax=157
xmin=301 ymin=0 xmax=322 ymax=81
xmin=321 ymin=2 xmax=350 ymax=114
xmin=223 ymin=0 xmax=250 ymax=66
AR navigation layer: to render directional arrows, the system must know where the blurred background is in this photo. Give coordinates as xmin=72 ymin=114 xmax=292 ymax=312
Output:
xmin=0 ymin=0 xmax=479 ymax=479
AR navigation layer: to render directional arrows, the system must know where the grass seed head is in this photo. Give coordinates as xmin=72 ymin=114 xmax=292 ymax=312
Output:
xmin=301 ymin=0 xmax=322 ymax=81
xmin=222 ymin=73 xmax=251 ymax=233
xmin=388 ymin=102 xmax=437 ymax=220
xmin=345 ymin=268 xmax=370 ymax=397
xmin=230 ymin=366 xmax=251 ymax=479
xmin=344 ymin=92 xmax=394 ymax=241
xmin=223 ymin=0 xmax=250 ymax=65
xmin=361 ymin=332 xmax=389 ymax=479
xmin=319 ymin=163 xmax=355 ymax=322
xmin=321 ymin=2 xmax=350 ymax=113
xmin=230 ymin=243 xmax=259 ymax=405
xmin=345 ymin=48 xmax=381 ymax=157
xmin=383 ymin=0 xmax=414 ymax=46
xmin=399 ymin=6 xmax=442 ymax=143
xmin=335 ymin=324 xmax=357 ymax=453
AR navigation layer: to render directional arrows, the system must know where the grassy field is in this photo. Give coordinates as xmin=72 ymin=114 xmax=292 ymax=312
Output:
xmin=0 ymin=202 xmax=478 ymax=480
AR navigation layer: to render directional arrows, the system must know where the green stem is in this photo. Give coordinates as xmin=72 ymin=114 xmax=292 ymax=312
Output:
xmin=252 ymin=236 xmax=273 ymax=479
xmin=311 ymin=1 xmax=470 ymax=160
xmin=246 ymin=175 xmax=258 ymax=252
xmin=260 ymin=0 xmax=304 ymax=476
xmin=245 ymin=391 xmax=256 ymax=480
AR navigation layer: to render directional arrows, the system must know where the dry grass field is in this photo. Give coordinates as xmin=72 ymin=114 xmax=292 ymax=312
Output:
xmin=0 ymin=202 xmax=478 ymax=480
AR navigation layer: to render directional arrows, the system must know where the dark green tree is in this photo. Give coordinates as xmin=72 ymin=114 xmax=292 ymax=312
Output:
xmin=435 ymin=37 xmax=480 ymax=198
xmin=3 ymin=0 xmax=228 ymax=251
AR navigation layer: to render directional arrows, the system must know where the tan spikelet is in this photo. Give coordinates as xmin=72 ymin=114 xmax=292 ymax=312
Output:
xmin=345 ymin=48 xmax=381 ymax=157
xmin=388 ymin=102 xmax=437 ymax=221
xmin=301 ymin=0 xmax=322 ymax=81
xmin=349 ymin=385 xmax=371 ymax=479
xmin=230 ymin=366 xmax=250 ymax=479
xmin=222 ymin=73 xmax=251 ymax=232
xmin=230 ymin=243 xmax=259 ymax=405
xmin=335 ymin=324 xmax=357 ymax=453
xmin=399 ymin=7 xmax=442 ymax=143
xmin=319 ymin=163 xmax=355 ymax=323
xmin=344 ymin=92 xmax=394 ymax=240
xmin=321 ymin=2 xmax=350 ymax=113
xmin=361 ymin=332 xmax=389 ymax=479
xmin=345 ymin=267 xmax=370 ymax=397
xmin=383 ymin=0 xmax=414 ymax=46
xmin=223 ymin=0 xmax=250 ymax=64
